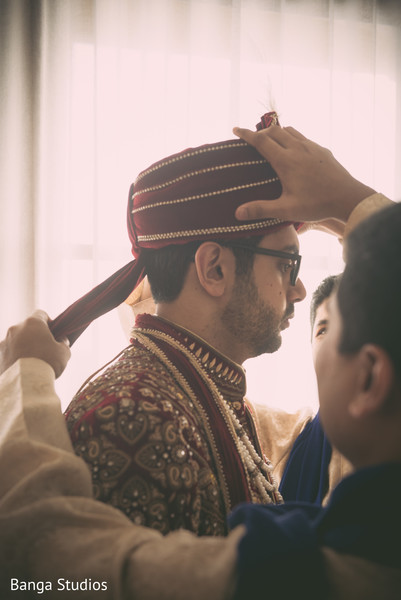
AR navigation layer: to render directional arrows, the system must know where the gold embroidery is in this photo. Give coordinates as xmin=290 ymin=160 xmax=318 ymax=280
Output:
xmin=133 ymin=327 xmax=280 ymax=506
xmin=96 ymin=404 xmax=116 ymax=421
xmin=67 ymin=344 xmax=226 ymax=536
xmin=88 ymin=439 xmax=100 ymax=459
xmin=162 ymin=421 xmax=179 ymax=445
xmin=66 ymin=320 xmax=275 ymax=536
xmin=98 ymin=448 xmax=130 ymax=482
xmin=137 ymin=219 xmax=283 ymax=242
xmin=117 ymin=412 xmax=148 ymax=445
xmin=131 ymin=177 xmax=280 ymax=214
xmin=202 ymin=352 xmax=210 ymax=364
xmin=133 ymin=140 xmax=249 ymax=184
xmin=131 ymin=160 xmax=268 ymax=200
xmin=133 ymin=330 xmax=233 ymax=515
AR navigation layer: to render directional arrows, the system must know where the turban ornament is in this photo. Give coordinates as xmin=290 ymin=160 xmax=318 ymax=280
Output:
xmin=50 ymin=112 xmax=293 ymax=345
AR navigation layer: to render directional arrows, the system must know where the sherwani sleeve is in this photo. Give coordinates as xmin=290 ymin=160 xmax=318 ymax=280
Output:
xmin=0 ymin=358 xmax=242 ymax=600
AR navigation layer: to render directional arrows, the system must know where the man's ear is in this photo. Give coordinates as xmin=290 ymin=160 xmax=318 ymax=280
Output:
xmin=194 ymin=242 xmax=235 ymax=298
xmin=349 ymin=344 xmax=395 ymax=418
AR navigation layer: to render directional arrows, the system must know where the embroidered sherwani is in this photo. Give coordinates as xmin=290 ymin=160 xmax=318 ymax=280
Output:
xmin=65 ymin=314 xmax=279 ymax=536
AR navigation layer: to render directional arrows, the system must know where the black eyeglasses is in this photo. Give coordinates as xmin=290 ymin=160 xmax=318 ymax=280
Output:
xmin=228 ymin=243 xmax=302 ymax=286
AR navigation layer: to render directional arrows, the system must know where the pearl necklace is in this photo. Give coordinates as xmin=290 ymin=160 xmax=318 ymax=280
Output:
xmin=221 ymin=399 xmax=282 ymax=504
xmin=133 ymin=326 xmax=282 ymax=506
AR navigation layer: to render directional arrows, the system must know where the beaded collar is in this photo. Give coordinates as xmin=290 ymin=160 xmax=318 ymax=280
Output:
xmin=134 ymin=313 xmax=246 ymax=406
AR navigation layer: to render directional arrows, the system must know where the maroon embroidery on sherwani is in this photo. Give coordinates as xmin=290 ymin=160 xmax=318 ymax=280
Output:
xmin=65 ymin=314 xmax=277 ymax=536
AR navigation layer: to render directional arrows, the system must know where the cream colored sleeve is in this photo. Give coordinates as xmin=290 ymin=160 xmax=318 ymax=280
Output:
xmin=342 ymin=193 xmax=395 ymax=262
xmin=343 ymin=193 xmax=394 ymax=239
xmin=0 ymin=359 xmax=241 ymax=600
xmin=253 ymin=403 xmax=353 ymax=500
xmin=323 ymin=447 xmax=353 ymax=506
xmin=252 ymin=403 xmax=314 ymax=485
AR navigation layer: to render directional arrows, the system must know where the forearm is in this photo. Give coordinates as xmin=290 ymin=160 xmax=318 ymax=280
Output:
xmin=0 ymin=358 xmax=92 ymax=502
xmin=343 ymin=193 xmax=394 ymax=238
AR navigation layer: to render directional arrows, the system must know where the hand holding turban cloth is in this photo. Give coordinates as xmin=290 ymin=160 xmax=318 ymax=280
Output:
xmin=50 ymin=112 xmax=297 ymax=345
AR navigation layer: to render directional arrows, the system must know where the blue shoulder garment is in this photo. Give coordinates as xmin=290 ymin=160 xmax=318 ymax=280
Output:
xmin=229 ymin=463 xmax=401 ymax=599
xmin=279 ymin=411 xmax=332 ymax=504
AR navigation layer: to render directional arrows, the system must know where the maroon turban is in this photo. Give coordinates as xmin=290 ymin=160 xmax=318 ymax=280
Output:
xmin=50 ymin=112 xmax=295 ymax=345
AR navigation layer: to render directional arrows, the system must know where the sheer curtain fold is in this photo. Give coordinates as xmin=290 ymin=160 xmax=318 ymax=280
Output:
xmin=1 ymin=0 xmax=400 ymax=408
xmin=0 ymin=0 xmax=41 ymax=329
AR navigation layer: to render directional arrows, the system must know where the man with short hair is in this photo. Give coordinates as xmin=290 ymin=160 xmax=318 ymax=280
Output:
xmin=56 ymin=113 xmax=306 ymax=535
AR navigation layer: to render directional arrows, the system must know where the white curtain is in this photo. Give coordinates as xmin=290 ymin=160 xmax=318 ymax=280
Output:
xmin=1 ymin=0 xmax=401 ymax=410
